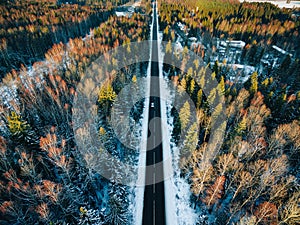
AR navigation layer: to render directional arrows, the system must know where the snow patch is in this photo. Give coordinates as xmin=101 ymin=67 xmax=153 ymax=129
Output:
xmin=239 ymin=0 xmax=300 ymax=9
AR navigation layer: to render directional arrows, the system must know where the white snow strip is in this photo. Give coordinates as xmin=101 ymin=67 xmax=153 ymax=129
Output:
xmin=157 ymin=2 xmax=198 ymax=223
xmin=159 ymin=55 xmax=198 ymax=225
xmin=159 ymin=70 xmax=178 ymax=224
xmin=155 ymin=2 xmax=178 ymax=224
xmin=239 ymin=0 xmax=300 ymax=9
xmin=159 ymin=65 xmax=198 ymax=224
xmin=133 ymin=2 xmax=154 ymax=225
xmin=132 ymin=75 xmax=149 ymax=225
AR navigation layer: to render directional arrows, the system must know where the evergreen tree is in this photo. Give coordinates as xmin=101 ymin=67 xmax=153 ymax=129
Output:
xmin=7 ymin=111 xmax=37 ymax=146
xmin=181 ymin=122 xmax=198 ymax=157
xmin=218 ymin=76 xmax=225 ymax=96
xmin=98 ymin=82 xmax=117 ymax=115
xmin=235 ymin=114 xmax=247 ymax=136
xmin=179 ymin=101 xmax=191 ymax=131
xmin=197 ymin=89 xmax=203 ymax=109
xmin=250 ymin=72 xmax=258 ymax=94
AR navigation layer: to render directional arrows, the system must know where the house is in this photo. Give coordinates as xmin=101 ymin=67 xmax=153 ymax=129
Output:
xmin=218 ymin=40 xmax=245 ymax=49
xmin=115 ymin=6 xmax=135 ymax=17
xmin=227 ymin=64 xmax=256 ymax=83
xmin=226 ymin=40 xmax=246 ymax=49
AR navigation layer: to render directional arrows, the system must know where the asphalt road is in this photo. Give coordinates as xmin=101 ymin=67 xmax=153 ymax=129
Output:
xmin=142 ymin=2 xmax=166 ymax=225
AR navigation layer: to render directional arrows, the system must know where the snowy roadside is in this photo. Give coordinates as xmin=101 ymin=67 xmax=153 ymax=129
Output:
xmin=131 ymin=51 xmax=151 ymax=225
xmin=130 ymin=74 xmax=149 ymax=225
xmin=156 ymin=7 xmax=198 ymax=225
xmin=132 ymin=3 xmax=154 ymax=225
xmin=159 ymin=65 xmax=198 ymax=225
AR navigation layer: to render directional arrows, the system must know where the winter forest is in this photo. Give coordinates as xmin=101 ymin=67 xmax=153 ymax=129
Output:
xmin=0 ymin=0 xmax=299 ymax=224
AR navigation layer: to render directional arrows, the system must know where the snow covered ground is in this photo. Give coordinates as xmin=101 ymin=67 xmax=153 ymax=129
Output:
xmin=159 ymin=55 xmax=198 ymax=225
xmin=132 ymin=76 xmax=149 ymax=225
xmin=157 ymin=4 xmax=198 ymax=223
xmin=159 ymin=71 xmax=199 ymax=225
xmin=239 ymin=0 xmax=300 ymax=8
xmin=133 ymin=3 xmax=153 ymax=224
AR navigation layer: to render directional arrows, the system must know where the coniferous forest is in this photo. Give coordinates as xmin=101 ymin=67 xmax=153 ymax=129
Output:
xmin=0 ymin=0 xmax=299 ymax=224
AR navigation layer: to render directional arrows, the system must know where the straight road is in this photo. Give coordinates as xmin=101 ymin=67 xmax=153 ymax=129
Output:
xmin=142 ymin=1 xmax=166 ymax=225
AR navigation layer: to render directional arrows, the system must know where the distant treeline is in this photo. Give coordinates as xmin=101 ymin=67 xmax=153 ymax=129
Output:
xmin=159 ymin=0 xmax=300 ymax=57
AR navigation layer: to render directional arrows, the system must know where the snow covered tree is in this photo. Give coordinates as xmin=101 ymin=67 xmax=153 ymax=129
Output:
xmin=105 ymin=194 xmax=129 ymax=225
xmin=78 ymin=207 xmax=104 ymax=225
xmin=237 ymin=215 xmax=257 ymax=225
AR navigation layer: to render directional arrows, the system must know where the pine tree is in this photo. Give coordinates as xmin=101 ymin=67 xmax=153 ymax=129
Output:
xmin=181 ymin=122 xmax=198 ymax=157
xmin=218 ymin=76 xmax=225 ymax=96
xmin=105 ymin=194 xmax=128 ymax=225
xmin=213 ymin=60 xmax=219 ymax=77
xmin=132 ymin=75 xmax=137 ymax=83
xmin=98 ymin=83 xmax=117 ymax=103
xmin=250 ymin=71 xmax=258 ymax=94
xmin=99 ymin=127 xmax=106 ymax=136
xmin=7 ymin=112 xmax=29 ymax=135
xmin=179 ymin=101 xmax=191 ymax=131
xmin=187 ymin=67 xmax=193 ymax=78
xmin=7 ymin=111 xmax=37 ymax=145
xmin=180 ymin=77 xmax=187 ymax=91
xmin=207 ymin=88 xmax=217 ymax=106
xmin=189 ymin=79 xmax=195 ymax=95
xmin=196 ymin=89 xmax=203 ymax=109
xmin=98 ymin=82 xmax=117 ymax=115
xmin=211 ymin=71 xmax=216 ymax=81
xmin=166 ymin=40 xmax=172 ymax=53
xmin=236 ymin=114 xmax=247 ymax=136
xmin=211 ymin=103 xmax=223 ymax=119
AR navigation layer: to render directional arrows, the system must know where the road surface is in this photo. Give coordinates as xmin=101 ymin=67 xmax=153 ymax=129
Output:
xmin=142 ymin=2 xmax=166 ymax=225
